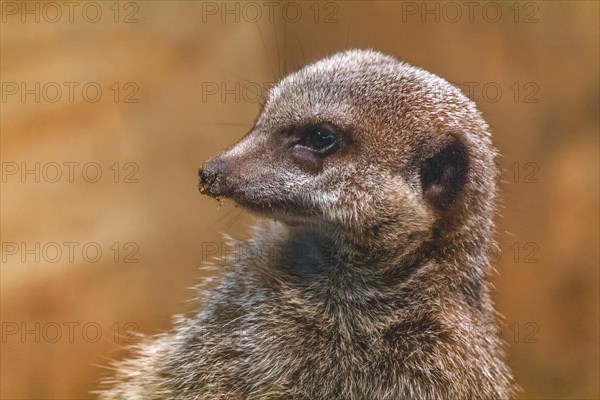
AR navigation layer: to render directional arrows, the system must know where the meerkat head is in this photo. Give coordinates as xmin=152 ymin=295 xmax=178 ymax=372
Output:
xmin=199 ymin=50 xmax=498 ymax=258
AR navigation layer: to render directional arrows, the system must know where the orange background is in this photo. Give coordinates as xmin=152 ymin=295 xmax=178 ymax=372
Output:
xmin=1 ymin=1 xmax=598 ymax=399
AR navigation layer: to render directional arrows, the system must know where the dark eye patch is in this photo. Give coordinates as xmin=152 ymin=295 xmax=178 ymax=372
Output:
xmin=295 ymin=123 xmax=341 ymax=156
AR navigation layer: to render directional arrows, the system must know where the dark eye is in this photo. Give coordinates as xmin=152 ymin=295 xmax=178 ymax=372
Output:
xmin=299 ymin=127 xmax=340 ymax=154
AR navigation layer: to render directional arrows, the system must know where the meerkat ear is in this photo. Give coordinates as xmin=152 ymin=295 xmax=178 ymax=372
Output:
xmin=420 ymin=139 xmax=469 ymax=209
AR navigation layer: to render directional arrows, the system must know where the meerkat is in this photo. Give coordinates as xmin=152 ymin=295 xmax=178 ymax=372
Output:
xmin=99 ymin=49 xmax=516 ymax=399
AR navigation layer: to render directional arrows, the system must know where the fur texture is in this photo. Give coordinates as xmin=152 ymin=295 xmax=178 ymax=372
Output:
xmin=99 ymin=50 xmax=515 ymax=399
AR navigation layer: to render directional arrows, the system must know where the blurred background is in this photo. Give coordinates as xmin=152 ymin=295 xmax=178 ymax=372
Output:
xmin=1 ymin=1 xmax=598 ymax=399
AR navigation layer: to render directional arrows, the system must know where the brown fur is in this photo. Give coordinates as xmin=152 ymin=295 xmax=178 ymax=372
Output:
xmin=98 ymin=50 xmax=516 ymax=399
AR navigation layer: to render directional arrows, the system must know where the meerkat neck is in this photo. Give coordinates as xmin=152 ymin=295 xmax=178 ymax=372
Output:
xmin=268 ymin=222 xmax=491 ymax=318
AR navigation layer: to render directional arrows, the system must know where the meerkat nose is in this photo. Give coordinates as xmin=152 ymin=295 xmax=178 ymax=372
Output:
xmin=198 ymin=166 xmax=218 ymax=195
xmin=198 ymin=168 xmax=212 ymax=185
xmin=198 ymin=159 xmax=228 ymax=198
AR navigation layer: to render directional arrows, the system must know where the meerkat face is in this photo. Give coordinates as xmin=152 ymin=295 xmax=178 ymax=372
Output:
xmin=199 ymin=50 xmax=494 ymax=251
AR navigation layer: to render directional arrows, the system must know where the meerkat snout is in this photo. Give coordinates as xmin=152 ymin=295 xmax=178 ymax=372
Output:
xmin=198 ymin=121 xmax=349 ymax=215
